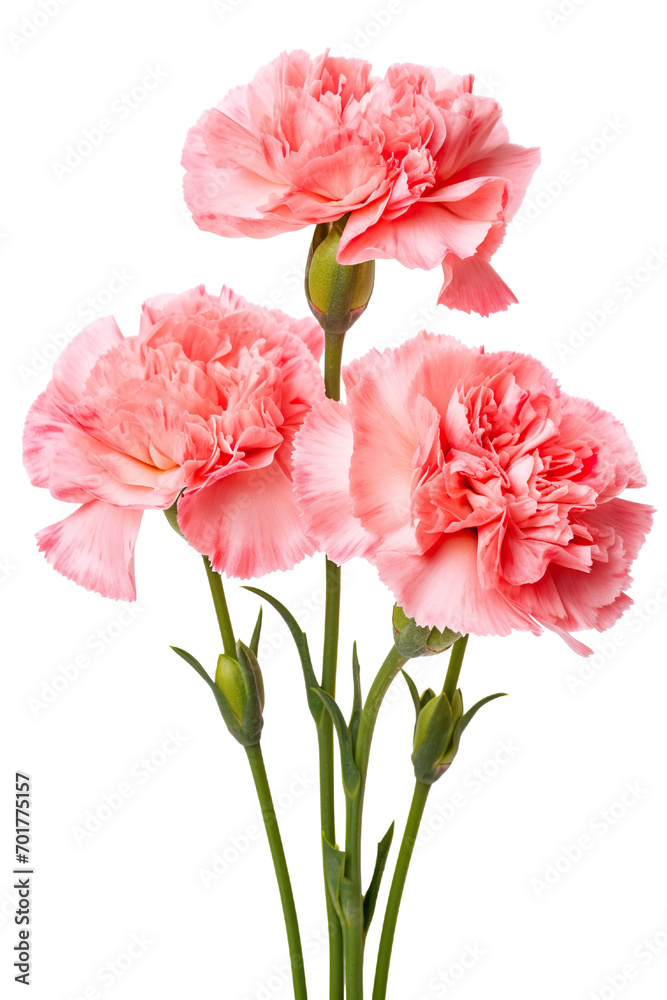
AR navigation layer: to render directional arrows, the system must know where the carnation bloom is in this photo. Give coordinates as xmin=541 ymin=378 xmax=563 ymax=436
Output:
xmin=182 ymin=51 xmax=540 ymax=316
xmin=24 ymin=286 xmax=324 ymax=600
xmin=293 ymin=334 xmax=653 ymax=654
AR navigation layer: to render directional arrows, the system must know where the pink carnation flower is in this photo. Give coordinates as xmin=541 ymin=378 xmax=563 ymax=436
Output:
xmin=24 ymin=286 xmax=324 ymax=600
xmin=182 ymin=51 xmax=539 ymax=316
xmin=294 ymin=334 xmax=653 ymax=654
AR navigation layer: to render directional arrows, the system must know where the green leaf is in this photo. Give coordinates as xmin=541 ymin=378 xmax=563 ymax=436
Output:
xmin=249 ymin=607 xmax=263 ymax=656
xmin=170 ymin=646 xmax=213 ymax=686
xmin=243 ymin=586 xmax=322 ymax=723
xmin=313 ymin=687 xmax=360 ymax=798
xmin=401 ymin=669 xmax=421 ymax=722
xmin=170 ymin=645 xmax=249 ymax=742
xmin=322 ymin=835 xmax=346 ymax=922
xmin=445 ymin=692 xmax=508 ymax=763
xmin=363 ymin=821 xmax=395 ymax=935
xmin=349 ymin=642 xmax=363 ymax=751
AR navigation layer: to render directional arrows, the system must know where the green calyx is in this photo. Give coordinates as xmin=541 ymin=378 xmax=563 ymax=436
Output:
xmin=305 ymin=216 xmax=375 ymax=335
xmin=392 ymin=604 xmax=462 ymax=659
xmin=213 ymin=641 xmax=265 ymax=746
xmin=408 ymin=677 xmax=507 ymax=785
xmin=163 ymin=496 xmax=185 ymax=538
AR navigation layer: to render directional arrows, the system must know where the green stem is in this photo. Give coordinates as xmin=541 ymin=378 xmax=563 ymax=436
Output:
xmin=202 ymin=555 xmax=236 ymax=658
xmin=343 ymin=788 xmax=364 ymax=1000
xmin=320 ymin=557 xmax=345 ymax=1000
xmin=372 ymin=782 xmax=430 ymax=1000
xmin=202 ymin=562 xmax=307 ymax=998
xmin=443 ymin=634 xmax=469 ymax=702
xmin=335 ymin=646 xmax=407 ymax=1000
xmin=246 ymin=744 xmax=308 ymax=1000
xmin=372 ymin=635 xmax=471 ymax=999
xmin=355 ymin=647 xmax=407 ymax=780
xmin=324 ymin=330 xmax=346 ymax=398
xmin=320 ymin=330 xmax=346 ymax=1000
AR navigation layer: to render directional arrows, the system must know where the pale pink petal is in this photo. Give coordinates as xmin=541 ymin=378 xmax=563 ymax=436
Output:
xmin=376 ymin=529 xmax=540 ymax=635
xmin=51 ymin=317 xmax=124 ymax=401
xmin=36 ymin=501 xmax=143 ymax=601
xmin=177 ymin=463 xmax=315 ymax=579
xmin=293 ymin=399 xmax=375 ymax=564
xmin=345 ymin=335 xmax=440 ymax=537
xmin=182 ymin=114 xmax=298 ymax=239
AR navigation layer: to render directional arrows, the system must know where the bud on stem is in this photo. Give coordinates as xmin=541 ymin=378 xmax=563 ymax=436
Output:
xmin=305 ymin=216 xmax=375 ymax=336
xmin=214 ymin=640 xmax=265 ymax=746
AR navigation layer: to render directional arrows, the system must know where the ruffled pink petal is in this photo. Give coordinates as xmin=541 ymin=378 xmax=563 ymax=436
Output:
xmin=337 ymin=202 xmax=493 ymax=269
xmin=51 ymin=317 xmax=124 ymax=402
xmin=345 ymin=335 xmax=440 ymax=538
xmin=23 ymin=391 xmax=82 ymax=494
xmin=552 ymin=499 xmax=654 ymax=629
xmin=375 ymin=529 xmax=540 ymax=635
xmin=182 ymin=113 xmax=298 ymax=239
xmin=438 ymin=252 xmax=518 ymax=315
xmin=449 ymin=143 xmax=541 ymax=222
xmin=293 ymin=399 xmax=375 ymax=564
xmin=558 ymin=394 xmax=647 ymax=498
xmin=177 ymin=463 xmax=315 ymax=579
xmin=36 ymin=501 xmax=143 ymax=601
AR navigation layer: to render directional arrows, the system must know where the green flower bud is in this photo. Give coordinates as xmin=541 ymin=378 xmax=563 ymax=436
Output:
xmin=213 ymin=641 xmax=264 ymax=746
xmin=412 ymin=685 xmax=506 ymax=783
xmin=305 ymin=216 xmax=375 ymax=335
xmin=412 ymin=691 xmax=457 ymax=784
xmin=392 ymin=604 xmax=462 ymax=659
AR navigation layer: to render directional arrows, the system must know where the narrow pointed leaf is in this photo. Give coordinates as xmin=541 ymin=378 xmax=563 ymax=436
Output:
xmin=170 ymin=646 xmax=248 ymax=741
xmin=446 ymin=692 xmax=508 ymax=763
xmin=313 ymin=687 xmax=360 ymax=797
xmin=322 ymin=835 xmax=346 ymax=921
xmin=401 ymin=669 xmax=421 ymax=721
xmin=170 ymin=646 xmax=215 ymax=688
xmin=363 ymin=821 xmax=395 ymax=934
xmin=249 ymin=607 xmax=263 ymax=656
xmin=349 ymin=642 xmax=363 ymax=751
xmin=244 ymin=586 xmax=322 ymax=723
xmin=460 ymin=692 xmax=508 ymax=735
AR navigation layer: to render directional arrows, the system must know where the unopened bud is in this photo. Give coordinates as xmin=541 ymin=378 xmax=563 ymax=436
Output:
xmin=213 ymin=641 xmax=264 ymax=746
xmin=305 ymin=216 xmax=375 ymax=335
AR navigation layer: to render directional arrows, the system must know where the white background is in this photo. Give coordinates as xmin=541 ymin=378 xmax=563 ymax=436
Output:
xmin=1 ymin=1 xmax=666 ymax=998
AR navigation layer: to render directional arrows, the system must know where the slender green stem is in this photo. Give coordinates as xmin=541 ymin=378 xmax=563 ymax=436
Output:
xmin=319 ymin=330 xmax=346 ymax=1000
xmin=334 ymin=646 xmax=407 ymax=1000
xmin=202 ymin=555 xmax=236 ymax=658
xmin=202 ymin=562 xmax=307 ymax=998
xmin=372 ymin=635 xmax=471 ymax=1000
xmin=443 ymin=634 xmax=469 ymax=702
xmin=246 ymin=744 xmax=308 ymax=1000
xmin=324 ymin=330 xmax=346 ymax=398
xmin=355 ymin=647 xmax=407 ymax=780
xmin=343 ymin=788 xmax=364 ymax=1000
xmin=372 ymin=782 xmax=431 ymax=1000
xmin=320 ymin=557 xmax=345 ymax=1000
